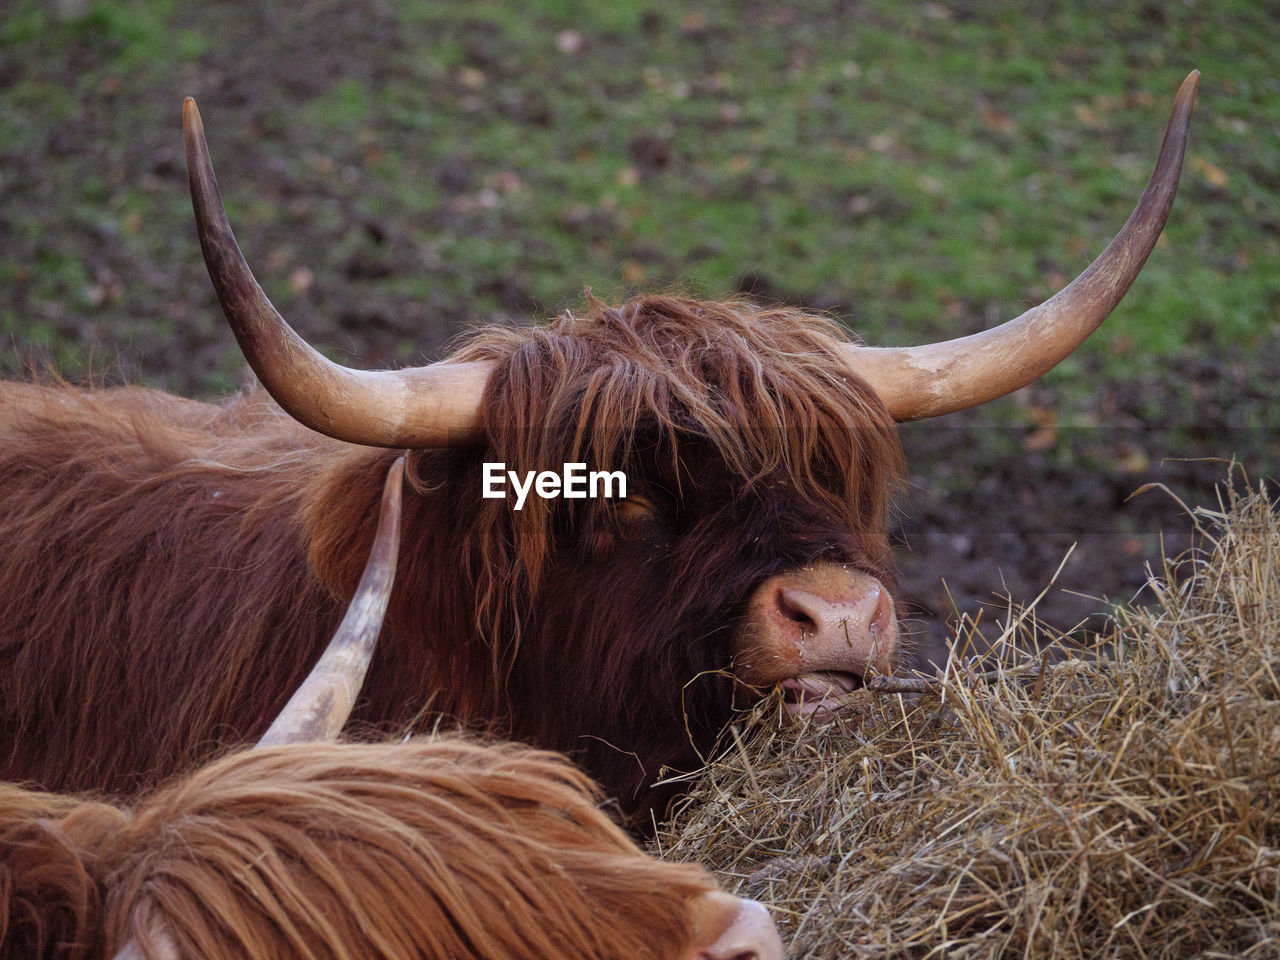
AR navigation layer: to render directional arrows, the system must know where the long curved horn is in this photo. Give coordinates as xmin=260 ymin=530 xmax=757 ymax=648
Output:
xmin=846 ymin=70 xmax=1199 ymax=421
xmin=257 ymin=456 xmax=405 ymax=746
xmin=183 ymin=99 xmax=491 ymax=447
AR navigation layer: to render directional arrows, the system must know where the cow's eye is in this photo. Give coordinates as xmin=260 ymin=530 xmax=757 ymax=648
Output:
xmin=614 ymin=495 xmax=657 ymax=525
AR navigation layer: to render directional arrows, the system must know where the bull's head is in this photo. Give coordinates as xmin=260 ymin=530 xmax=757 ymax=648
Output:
xmin=180 ymin=72 xmax=1197 ymax=726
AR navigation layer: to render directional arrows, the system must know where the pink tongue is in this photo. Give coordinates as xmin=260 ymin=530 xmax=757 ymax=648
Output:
xmin=780 ymin=672 xmax=858 ymax=701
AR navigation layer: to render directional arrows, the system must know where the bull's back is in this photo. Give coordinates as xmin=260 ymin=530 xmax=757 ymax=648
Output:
xmin=0 ymin=383 xmax=345 ymax=794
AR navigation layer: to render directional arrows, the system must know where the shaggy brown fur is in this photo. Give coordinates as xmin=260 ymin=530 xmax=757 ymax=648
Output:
xmin=0 ymin=738 xmax=719 ymax=960
xmin=0 ymin=295 xmax=903 ymax=812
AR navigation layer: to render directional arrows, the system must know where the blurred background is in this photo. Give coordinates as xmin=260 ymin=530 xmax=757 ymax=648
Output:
xmin=3 ymin=0 xmax=1278 ymax=657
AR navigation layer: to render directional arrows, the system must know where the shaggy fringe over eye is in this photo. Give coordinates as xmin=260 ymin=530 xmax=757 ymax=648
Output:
xmin=452 ymin=294 xmax=905 ymax=659
xmin=1 ymin=739 xmax=717 ymax=960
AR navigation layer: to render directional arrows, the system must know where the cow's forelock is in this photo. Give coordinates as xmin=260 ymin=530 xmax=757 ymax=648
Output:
xmin=457 ymin=295 xmax=903 ymax=527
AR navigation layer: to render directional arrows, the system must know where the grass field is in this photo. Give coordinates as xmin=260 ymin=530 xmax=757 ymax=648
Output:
xmin=4 ymin=1 xmax=1277 ymax=389
xmin=2 ymin=0 xmax=1278 ymax=635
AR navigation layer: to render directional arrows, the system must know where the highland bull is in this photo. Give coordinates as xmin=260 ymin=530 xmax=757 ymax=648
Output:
xmin=0 ymin=73 xmax=1198 ymax=814
xmin=1 ymin=468 xmax=783 ymax=960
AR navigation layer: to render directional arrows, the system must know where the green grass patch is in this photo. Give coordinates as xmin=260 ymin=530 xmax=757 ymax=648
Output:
xmin=1 ymin=0 xmax=1277 ymax=423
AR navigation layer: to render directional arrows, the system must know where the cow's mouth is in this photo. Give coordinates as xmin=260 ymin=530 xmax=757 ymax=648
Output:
xmin=779 ymin=671 xmax=862 ymax=718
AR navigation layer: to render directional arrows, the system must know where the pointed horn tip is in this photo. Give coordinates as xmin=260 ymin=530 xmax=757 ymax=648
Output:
xmin=381 ymin=455 xmax=406 ymax=512
xmin=1176 ymin=69 xmax=1200 ymax=109
xmin=182 ymin=98 xmax=207 ymax=164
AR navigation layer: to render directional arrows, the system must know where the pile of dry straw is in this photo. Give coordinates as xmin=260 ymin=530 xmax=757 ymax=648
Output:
xmin=657 ymin=477 xmax=1280 ymax=958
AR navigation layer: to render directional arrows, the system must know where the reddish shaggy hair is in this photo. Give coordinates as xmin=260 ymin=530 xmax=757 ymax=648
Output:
xmin=0 ymin=294 xmax=902 ymax=812
xmin=0 ymin=738 xmax=718 ymax=960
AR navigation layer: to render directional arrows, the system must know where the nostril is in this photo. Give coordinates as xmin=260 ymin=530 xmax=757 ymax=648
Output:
xmin=775 ymin=588 xmax=819 ymax=632
xmin=871 ymin=586 xmax=894 ymax=637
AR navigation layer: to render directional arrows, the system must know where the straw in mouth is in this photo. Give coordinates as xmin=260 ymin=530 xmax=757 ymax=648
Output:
xmin=780 ymin=671 xmax=862 ymax=717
